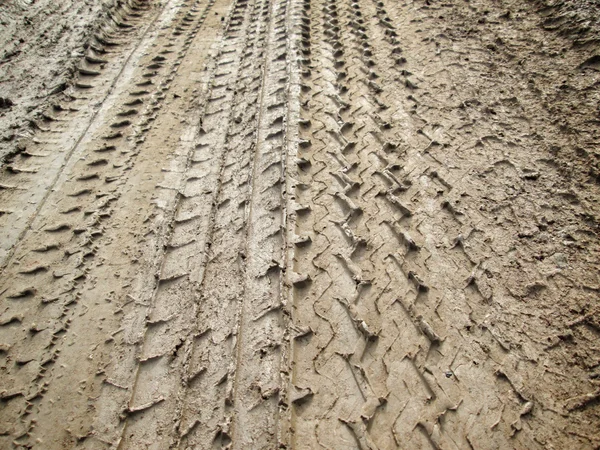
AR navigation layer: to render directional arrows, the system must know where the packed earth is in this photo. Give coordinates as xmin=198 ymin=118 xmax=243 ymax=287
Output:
xmin=0 ymin=0 xmax=599 ymax=448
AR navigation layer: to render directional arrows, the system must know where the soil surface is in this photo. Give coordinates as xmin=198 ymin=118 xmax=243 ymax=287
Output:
xmin=0 ymin=0 xmax=599 ymax=448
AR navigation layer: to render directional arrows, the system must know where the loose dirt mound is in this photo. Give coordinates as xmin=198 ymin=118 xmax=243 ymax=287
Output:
xmin=0 ymin=0 xmax=598 ymax=448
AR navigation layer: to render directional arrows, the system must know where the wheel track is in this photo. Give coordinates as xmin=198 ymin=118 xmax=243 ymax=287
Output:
xmin=71 ymin=1 xmax=238 ymax=446
xmin=113 ymin=0 xmax=281 ymax=446
xmin=276 ymin=0 xmax=303 ymax=444
xmin=285 ymin=0 xmax=545 ymax=447
xmin=339 ymin=1 xmax=525 ymax=447
xmin=0 ymin=0 xmax=158 ymax=267
xmin=363 ymin=0 xmax=559 ymax=447
xmin=288 ymin=0 xmax=381 ymax=445
xmin=228 ymin=0 xmax=291 ymax=445
xmin=172 ymin=0 xmax=292 ymax=446
xmin=284 ymin=0 xmax=567 ymax=446
xmin=366 ymin=0 xmax=600 ymax=447
xmin=0 ymin=0 xmax=225 ymax=447
xmin=1 ymin=0 xmax=596 ymax=447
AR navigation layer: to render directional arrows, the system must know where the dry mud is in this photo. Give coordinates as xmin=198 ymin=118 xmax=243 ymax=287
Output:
xmin=0 ymin=0 xmax=599 ymax=448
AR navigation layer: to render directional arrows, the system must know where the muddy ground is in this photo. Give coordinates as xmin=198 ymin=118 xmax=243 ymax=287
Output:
xmin=0 ymin=0 xmax=599 ymax=448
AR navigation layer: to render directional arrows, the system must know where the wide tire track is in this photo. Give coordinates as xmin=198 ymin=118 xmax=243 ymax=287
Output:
xmin=0 ymin=0 xmax=232 ymax=447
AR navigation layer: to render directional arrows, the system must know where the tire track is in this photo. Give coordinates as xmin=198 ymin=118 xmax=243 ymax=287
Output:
xmin=285 ymin=0 xmax=588 ymax=446
xmin=0 ymin=0 xmax=225 ymax=447
xmin=170 ymin=0 xmax=288 ymax=446
xmin=361 ymin=0 xmax=557 ymax=447
xmin=70 ymin=1 xmax=238 ymax=446
xmin=229 ymin=0 xmax=290 ymax=445
xmin=366 ymin=0 xmax=599 ymax=447
xmin=285 ymin=0 xmax=539 ymax=447
xmin=1 ymin=0 xmax=597 ymax=447
xmin=287 ymin=0 xmax=381 ymax=445
xmin=113 ymin=0 xmax=269 ymax=446
xmin=277 ymin=0 xmax=303 ymax=445
xmin=0 ymin=0 xmax=158 ymax=267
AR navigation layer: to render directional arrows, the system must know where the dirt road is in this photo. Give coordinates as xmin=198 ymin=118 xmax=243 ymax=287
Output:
xmin=0 ymin=0 xmax=599 ymax=448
